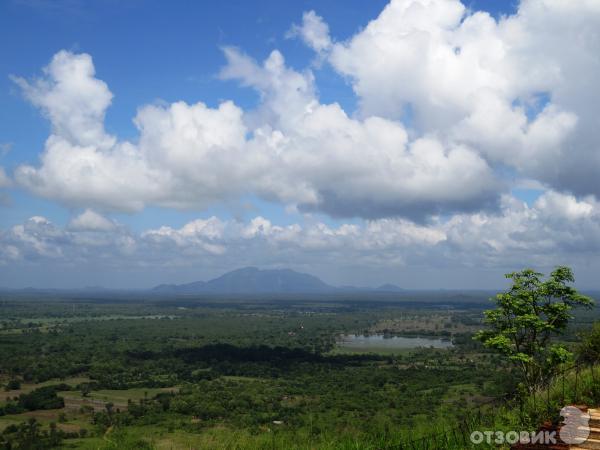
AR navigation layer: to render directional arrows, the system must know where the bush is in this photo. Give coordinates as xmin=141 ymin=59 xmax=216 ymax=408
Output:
xmin=5 ymin=379 xmax=21 ymax=391
xmin=18 ymin=385 xmax=65 ymax=411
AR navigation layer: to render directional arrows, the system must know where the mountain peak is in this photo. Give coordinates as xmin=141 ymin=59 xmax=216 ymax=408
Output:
xmin=376 ymin=283 xmax=404 ymax=292
xmin=152 ymin=267 xmax=332 ymax=294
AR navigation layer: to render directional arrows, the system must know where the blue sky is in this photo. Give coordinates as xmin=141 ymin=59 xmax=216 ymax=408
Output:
xmin=1 ymin=0 xmax=599 ymax=289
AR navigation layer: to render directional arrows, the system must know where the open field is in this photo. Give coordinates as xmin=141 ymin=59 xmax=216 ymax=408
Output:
xmin=59 ymin=387 xmax=179 ymax=412
xmin=0 ymin=408 xmax=89 ymax=433
xmin=0 ymin=377 xmax=89 ymax=403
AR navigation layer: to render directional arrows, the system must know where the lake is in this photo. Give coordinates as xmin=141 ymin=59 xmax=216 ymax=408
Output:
xmin=337 ymin=334 xmax=453 ymax=350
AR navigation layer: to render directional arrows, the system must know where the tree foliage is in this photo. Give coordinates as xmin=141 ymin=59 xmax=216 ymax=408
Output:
xmin=578 ymin=321 xmax=600 ymax=364
xmin=475 ymin=266 xmax=593 ymax=392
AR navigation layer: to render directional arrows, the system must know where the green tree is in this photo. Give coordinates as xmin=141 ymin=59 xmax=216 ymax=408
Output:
xmin=578 ymin=321 xmax=600 ymax=364
xmin=475 ymin=266 xmax=593 ymax=393
xmin=5 ymin=379 xmax=21 ymax=391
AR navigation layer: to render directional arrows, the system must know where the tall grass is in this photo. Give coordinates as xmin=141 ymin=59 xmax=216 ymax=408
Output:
xmin=520 ymin=363 xmax=600 ymax=427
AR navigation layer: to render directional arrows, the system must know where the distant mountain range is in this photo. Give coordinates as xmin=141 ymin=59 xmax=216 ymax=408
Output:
xmin=0 ymin=267 xmax=407 ymax=295
xmin=152 ymin=267 xmax=339 ymax=294
xmin=151 ymin=267 xmax=406 ymax=294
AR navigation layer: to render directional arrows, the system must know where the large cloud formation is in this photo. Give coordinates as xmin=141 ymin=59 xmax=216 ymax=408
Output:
xmin=4 ymin=0 xmax=600 ymax=286
xmin=12 ymin=46 xmax=499 ymax=220
xmin=12 ymin=0 xmax=600 ymax=221
xmin=13 ymin=0 xmax=600 ymax=222
xmin=326 ymin=0 xmax=600 ymax=197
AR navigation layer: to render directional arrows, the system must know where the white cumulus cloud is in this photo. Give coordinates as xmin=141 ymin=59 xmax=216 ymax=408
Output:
xmin=7 ymin=0 xmax=600 ymax=281
xmin=68 ymin=209 xmax=116 ymax=232
xmin=287 ymin=10 xmax=332 ymax=55
xmin=327 ymin=0 xmax=600 ymax=198
xmin=14 ymin=47 xmax=501 ymax=221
